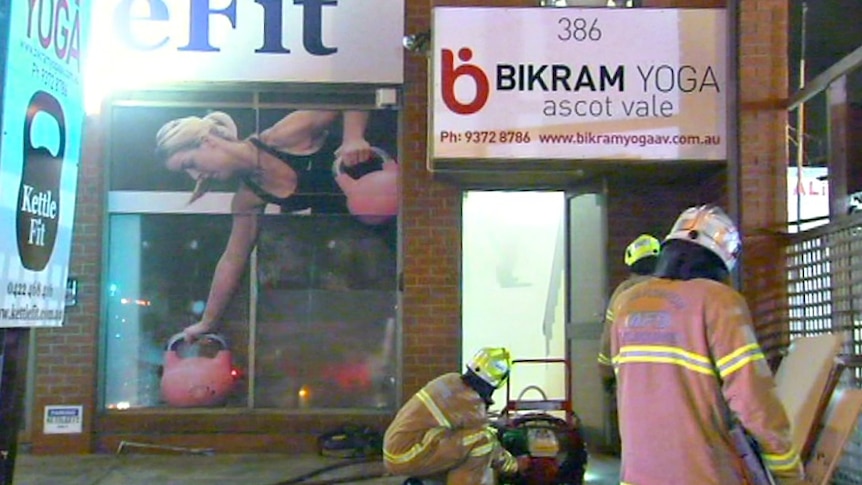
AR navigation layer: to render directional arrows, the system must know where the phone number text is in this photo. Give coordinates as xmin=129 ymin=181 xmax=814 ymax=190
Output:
xmin=439 ymin=130 xmax=532 ymax=144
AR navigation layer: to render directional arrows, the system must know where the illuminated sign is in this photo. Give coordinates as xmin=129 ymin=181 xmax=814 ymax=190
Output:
xmin=431 ymin=7 xmax=727 ymax=161
xmin=0 ymin=0 xmax=90 ymax=327
xmin=88 ymin=0 xmax=404 ymax=88
xmin=788 ymin=167 xmax=828 ymax=232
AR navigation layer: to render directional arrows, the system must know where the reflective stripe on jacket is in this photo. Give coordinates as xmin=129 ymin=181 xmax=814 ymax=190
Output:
xmin=383 ymin=373 xmax=516 ymax=482
xmin=599 ymin=274 xmax=654 ymax=374
xmin=609 ymin=278 xmax=803 ymax=485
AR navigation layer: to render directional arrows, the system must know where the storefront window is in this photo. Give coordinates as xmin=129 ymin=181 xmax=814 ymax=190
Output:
xmin=102 ymin=90 xmax=399 ymax=411
xmin=254 ymin=216 xmax=397 ymax=409
xmin=104 ymin=214 xmax=248 ymax=409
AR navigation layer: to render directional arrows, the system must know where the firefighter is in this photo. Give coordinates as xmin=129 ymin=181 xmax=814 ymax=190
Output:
xmin=383 ymin=347 xmax=530 ymax=485
xmin=607 ymin=205 xmax=804 ymax=485
xmin=597 ymin=234 xmax=660 ymax=453
xmin=598 ymin=233 xmax=661 ymax=387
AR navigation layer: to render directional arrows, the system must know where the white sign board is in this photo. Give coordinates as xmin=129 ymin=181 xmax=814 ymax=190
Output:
xmin=44 ymin=405 xmax=84 ymax=434
xmin=0 ymin=0 xmax=90 ymax=327
xmin=787 ymin=167 xmax=828 ymax=232
xmin=88 ymin=0 xmax=404 ymax=88
xmin=431 ymin=7 xmax=727 ymax=161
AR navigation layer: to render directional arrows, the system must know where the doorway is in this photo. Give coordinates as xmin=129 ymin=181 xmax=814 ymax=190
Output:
xmin=461 ymin=189 xmax=609 ymax=446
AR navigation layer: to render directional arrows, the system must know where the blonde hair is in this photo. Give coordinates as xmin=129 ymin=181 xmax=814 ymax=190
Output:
xmin=155 ymin=111 xmax=239 ymax=159
xmin=155 ymin=112 xmax=239 ymax=204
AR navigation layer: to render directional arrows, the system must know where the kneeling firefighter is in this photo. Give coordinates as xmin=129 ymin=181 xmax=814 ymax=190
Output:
xmin=606 ymin=205 xmax=804 ymax=485
xmin=383 ymin=347 xmax=531 ymax=485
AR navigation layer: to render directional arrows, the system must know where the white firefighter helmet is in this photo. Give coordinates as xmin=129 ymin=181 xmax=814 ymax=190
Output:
xmin=665 ymin=205 xmax=741 ymax=271
xmin=466 ymin=347 xmax=512 ymax=388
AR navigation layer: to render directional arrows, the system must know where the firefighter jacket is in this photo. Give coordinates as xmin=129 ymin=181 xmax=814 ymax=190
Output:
xmin=598 ymin=274 xmax=653 ymax=382
xmin=383 ymin=373 xmax=518 ymax=484
xmin=607 ymin=277 xmax=803 ymax=485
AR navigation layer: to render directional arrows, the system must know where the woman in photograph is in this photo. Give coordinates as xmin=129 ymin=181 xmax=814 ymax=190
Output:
xmin=154 ymin=109 xmax=376 ymax=341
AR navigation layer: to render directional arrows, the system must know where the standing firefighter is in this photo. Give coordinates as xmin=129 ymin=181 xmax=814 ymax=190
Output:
xmin=598 ymin=233 xmax=661 ymax=386
xmin=598 ymin=234 xmax=660 ymax=453
xmin=606 ymin=205 xmax=803 ymax=485
xmin=383 ymin=347 xmax=530 ymax=485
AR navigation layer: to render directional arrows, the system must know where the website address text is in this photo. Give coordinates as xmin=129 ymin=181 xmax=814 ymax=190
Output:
xmin=0 ymin=305 xmax=64 ymax=321
xmin=538 ymin=132 xmax=722 ymax=147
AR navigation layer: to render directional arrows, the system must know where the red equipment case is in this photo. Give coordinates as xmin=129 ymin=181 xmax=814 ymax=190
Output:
xmin=495 ymin=358 xmax=588 ymax=485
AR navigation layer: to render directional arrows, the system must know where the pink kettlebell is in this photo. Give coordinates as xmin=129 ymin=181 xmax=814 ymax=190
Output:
xmin=333 ymin=147 xmax=399 ymax=225
xmin=161 ymin=333 xmax=236 ymax=408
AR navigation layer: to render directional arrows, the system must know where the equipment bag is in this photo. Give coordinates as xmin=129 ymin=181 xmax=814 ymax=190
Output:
xmin=317 ymin=425 xmax=383 ymax=459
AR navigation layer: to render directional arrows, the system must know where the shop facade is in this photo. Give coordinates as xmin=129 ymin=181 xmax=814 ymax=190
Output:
xmin=23 ymin=0 xmax=791 ymax=455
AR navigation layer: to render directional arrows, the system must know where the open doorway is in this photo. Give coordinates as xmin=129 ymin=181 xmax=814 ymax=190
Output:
xmin=462 ymin=191 xmax=568 ymax=410
xmin=461 ymin=189 xmax=611 ymax=446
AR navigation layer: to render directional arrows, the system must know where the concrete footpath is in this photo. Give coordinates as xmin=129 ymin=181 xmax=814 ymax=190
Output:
xmin=10 ymin=451 xmax=621 ymax=485
xmin=11 ymin=453 xmax=400 ymax=485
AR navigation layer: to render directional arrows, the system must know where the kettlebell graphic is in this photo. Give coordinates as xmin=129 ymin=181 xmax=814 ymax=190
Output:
xmin=17 ymin=91 xmax=65 ymax=271
xmin=161 ymin=333 xmax=236 ymax=407
xmin=332 ymin=147 xmax=399 ymax=225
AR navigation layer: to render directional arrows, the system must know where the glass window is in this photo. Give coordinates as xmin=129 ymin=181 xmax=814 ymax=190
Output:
xmin=104 ymin=213 xmax=248 ymax=409
xmin=254 ymin=215 xmax=397 ymax=409
xmin=102 ymin=90 xmax=400 ymax=411
xmin=109 ymin=105 xmax=255 ymax=193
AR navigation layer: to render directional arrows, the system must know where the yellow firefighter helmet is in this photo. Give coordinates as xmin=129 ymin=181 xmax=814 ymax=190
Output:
xmin=624 ymin=234 xmax=661 ymax=267
xmin=466 ymin=347 xmax=512 ymax=388
xmin=665 ymin=205 xmax=741 ymax=271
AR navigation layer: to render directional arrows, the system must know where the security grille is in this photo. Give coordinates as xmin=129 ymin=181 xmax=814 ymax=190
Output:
xmin=784 ymin=214 xmax=862 ymax=483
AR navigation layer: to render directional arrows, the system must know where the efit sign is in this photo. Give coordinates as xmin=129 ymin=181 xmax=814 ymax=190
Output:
xmin=113 ymin=0 xmax=338 ymax=55
xmin=91 ymin=0 xmax=404 ymax=85
xmin=431 ymin=7 xmax=727 ymax=161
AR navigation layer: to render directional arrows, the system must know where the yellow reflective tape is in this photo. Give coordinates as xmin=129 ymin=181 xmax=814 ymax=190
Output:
xmin=597 ymin=353 xmax=612 ymax=365
xmin=614 ymin=355 xmax=716 ymax=376
xmin=716 ymin=343 xmax=761 ymax=368
xmin=715 ymin=343 xmax=765 ymax=378
xmin=612 ymin=345 xmax=716 ymax=376
xmin=623 ymin=345 xmax=711 ymax=365
xmin=463 ymin=429 xmax=487 ymax=447
xmin=763 ymin=448 xmax=799 ymax=462
xmin=383 ymin=427 xmax=445 ymax=465
xmin=500 ymin=453 xmax=518 ymax=473
xmin=763 ymin=449 xmax=802 ymax=472
xmin=766 ymin=459 xmax=801 ymax=473
xmin=469 ymin=442 xmax=494 ymax=457
xmin=416 ymin=389 xmax=452 ymax=429
xmin=718 ymin=353 xmax=765 ymax=378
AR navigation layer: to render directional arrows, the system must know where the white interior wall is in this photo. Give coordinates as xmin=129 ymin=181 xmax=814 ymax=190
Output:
xmin=462 ymin=191 xmax=567 ymax=410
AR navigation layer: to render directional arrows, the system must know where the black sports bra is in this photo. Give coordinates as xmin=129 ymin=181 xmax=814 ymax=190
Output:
xmin=242 ymin=136 xmax=347 ymax=214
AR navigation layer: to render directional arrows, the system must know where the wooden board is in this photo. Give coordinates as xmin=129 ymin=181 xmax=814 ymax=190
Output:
xmin=774 ymin=334 xmax=844 ymax=454
xmin=803 ymin=389 xmax=862 ymax=485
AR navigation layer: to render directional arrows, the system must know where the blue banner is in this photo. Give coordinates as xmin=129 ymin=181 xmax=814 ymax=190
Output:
xmin=0 ymin=0 xmax=89 ymax=327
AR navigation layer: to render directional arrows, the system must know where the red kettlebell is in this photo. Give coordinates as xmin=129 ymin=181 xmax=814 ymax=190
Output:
xmin=161 ymin=333 xmax=236 ymax=408
xmin=333 ymin=147 xmax=399 ymax=225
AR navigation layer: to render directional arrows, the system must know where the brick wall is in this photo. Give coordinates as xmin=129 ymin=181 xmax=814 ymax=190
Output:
xmin=400 ymin=0 xmax=540 ymax=398
xmin=737 ymin=0 xmax=791 ymax=358
xmin=639 ymin=0 xmax=790 ymax=350
xmin=400 ymin=0 xmax=461 ymax=398
xmin=29 ymin=116 xmax=104 ymax=453
xmin=402 ymin=0 xmax=563 ymax=439
xmin=605 ymin=172 xmax=726 ymax=291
